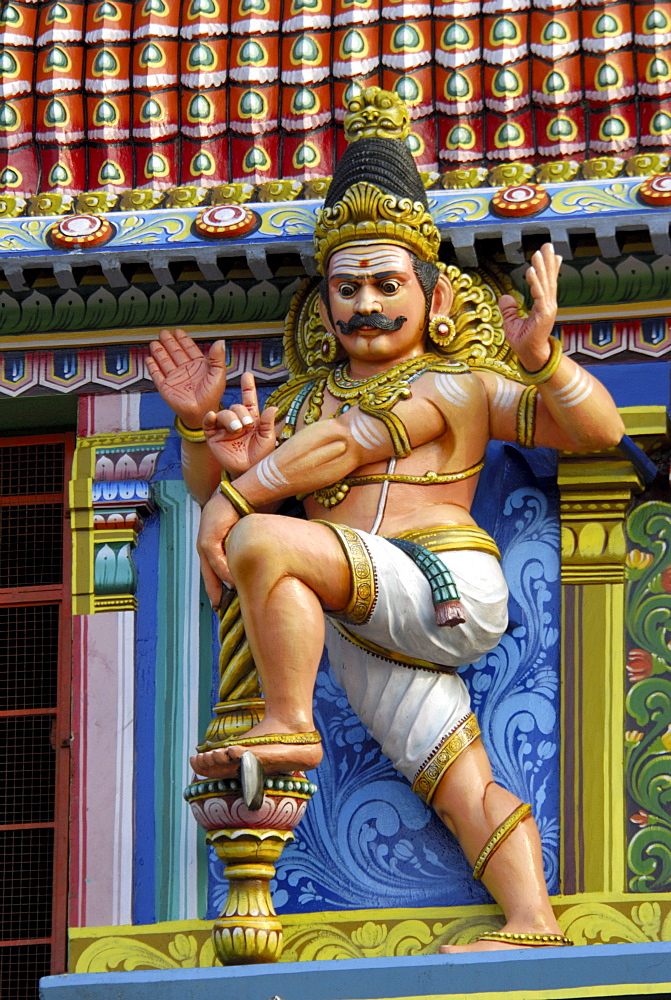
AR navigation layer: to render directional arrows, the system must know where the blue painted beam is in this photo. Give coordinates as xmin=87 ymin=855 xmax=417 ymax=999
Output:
xmin=41 ymin=942 xmax=671 ymax=1000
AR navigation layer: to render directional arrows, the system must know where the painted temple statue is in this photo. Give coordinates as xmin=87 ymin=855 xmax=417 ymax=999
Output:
xmin=0 ymin=1 xmax=670 ymax=998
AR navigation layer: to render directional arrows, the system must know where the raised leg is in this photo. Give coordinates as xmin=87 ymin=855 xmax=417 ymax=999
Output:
xmin=191 ymin=515 xmax=351 ymax=777
xmin=432 ymin=739 xmax=565 ymax=952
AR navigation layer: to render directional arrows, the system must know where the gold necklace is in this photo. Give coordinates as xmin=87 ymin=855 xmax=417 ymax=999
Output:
xmin=327 ymin=354 xmax=439 ymax=408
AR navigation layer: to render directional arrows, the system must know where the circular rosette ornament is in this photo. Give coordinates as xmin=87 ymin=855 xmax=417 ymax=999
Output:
xmin=490 ymin=184 xmax=550 ymax=218
xmin=638 ymin=174 xmax=671 ymax=207
xmin=50 ymin=214 xmax=115 ymax=249
xmin=195 ymin=204 xmax=260 ymax=240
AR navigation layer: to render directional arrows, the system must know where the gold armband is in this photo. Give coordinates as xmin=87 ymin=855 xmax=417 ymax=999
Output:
xmin=518 ymin=336 xmax=563 ymax=385
xmin=516 ymin=385 xmax=538 ymax=449
xmin=174 ymin=415 xmax=206 ymax=443
xmin=219 ymin=479 xmax=255 ymax=517
xmin=472 ymin=802 xmax=532 ymax=880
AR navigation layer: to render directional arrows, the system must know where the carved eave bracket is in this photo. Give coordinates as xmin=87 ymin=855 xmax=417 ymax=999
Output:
xmin=69 ymin=429 xmax=170 ymax=615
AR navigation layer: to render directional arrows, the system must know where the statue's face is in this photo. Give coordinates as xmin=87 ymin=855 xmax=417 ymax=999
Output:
xmin=323 ymin=243 xmax=428 ymax=366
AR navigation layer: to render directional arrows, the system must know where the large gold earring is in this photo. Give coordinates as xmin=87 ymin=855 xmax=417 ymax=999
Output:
xmin=428 ymin=315 xmax=457 ymax=349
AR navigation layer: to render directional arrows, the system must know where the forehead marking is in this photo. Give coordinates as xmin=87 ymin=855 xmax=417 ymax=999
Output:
xmin=330 ymin=246 xmax=409 ymax=272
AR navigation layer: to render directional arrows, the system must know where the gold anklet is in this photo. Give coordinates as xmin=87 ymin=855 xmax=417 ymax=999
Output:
xmin=219 ymin=479 xmax=255 ymax=517
xmin=472 ymin=802 xmax=532 ymax=880
xmin=518 ymin=336 xmax=562 ymax=385
xmin=174 ymin=415 xmax=206 ymax=443
xmin=478 ymin=931 xmax=573 ymax=947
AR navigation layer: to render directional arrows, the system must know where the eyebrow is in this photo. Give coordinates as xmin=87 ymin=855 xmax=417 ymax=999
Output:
xmin=330 ymin=269 xmax=403 ymax=281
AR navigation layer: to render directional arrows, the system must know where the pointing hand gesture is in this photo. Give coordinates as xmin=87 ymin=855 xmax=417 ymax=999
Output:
xmin=203 ymin=372 xmax=279 ymax=478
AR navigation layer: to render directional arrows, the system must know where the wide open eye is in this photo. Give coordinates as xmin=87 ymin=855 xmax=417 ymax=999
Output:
xmin=380 ymin=279 xmax=400 ymax=294
xmin=338 ymin=282 xmax=357 ymax=298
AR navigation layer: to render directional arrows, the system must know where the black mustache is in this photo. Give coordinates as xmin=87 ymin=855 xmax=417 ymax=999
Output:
xmin=336 ymin=313 xmax=407 ymax=336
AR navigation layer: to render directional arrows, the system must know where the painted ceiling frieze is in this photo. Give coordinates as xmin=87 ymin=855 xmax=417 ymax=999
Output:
xmin=0 ymin=177 xmax=668 ymax=261
xmin=0 ymin=0 xmax=669 ymax=195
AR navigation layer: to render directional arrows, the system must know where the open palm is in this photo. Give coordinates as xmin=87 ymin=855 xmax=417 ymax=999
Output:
xmin=146 ymin=328 xmax=228 ymax=427
xmin=498 ymin=245 xmax=561 ymax=373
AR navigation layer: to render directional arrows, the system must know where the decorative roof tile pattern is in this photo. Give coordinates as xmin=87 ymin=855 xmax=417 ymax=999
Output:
xmin=0 ymin=0 xmax=669 ymax=196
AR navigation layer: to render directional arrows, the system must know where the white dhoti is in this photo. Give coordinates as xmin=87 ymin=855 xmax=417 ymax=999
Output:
xmin=319 ymin=523 xmax=509 ymax=803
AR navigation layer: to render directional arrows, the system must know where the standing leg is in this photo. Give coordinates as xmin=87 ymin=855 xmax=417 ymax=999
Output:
xmin=191 ymin=514 xmax=352 ymax=777
xmin=432 ymin=740 xmax=566 ymax=951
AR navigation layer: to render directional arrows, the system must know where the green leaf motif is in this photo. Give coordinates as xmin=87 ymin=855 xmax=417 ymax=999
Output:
xmin=595 ymin=14 xmax=618 ymax=34
xmin=94 ymin=101 xmax=118 ymax=125
xmin=492 ymin=18 xmax=517 ymax=42
xmin=94 ymin=50 xmax=118 ymax=73
xmin=85 ymin=288 xmax=118 ymax=330
xmin=53 ymin=291 xmax=86 ymax=331
xmin=189 ymin=94 xmax=211 ymax=119
xmin=177 ymin=283 xmax=213 ymax=325
xmin=649 ymin=59 xmax=669 ymax=81
xmin=292 ymin=35 xmax=318 ymax=60
xmin=45 ymin=47 xmax=68 ymax=69
xmin=395 ymin=77 xmax=419 ymax=101
xmin=240 ymin=40 xmax=265 ymax=63
xmin=116 ymin=287 xmax=149 ymax=328
xmin=188 ymin=43 xmax=215 ymax=68
xmin=192 ymin=153 xmax=212 ymax=172
xmin=446 ymin=72 xmax=469 ymax=98
xmin=393 ymin=24 xmax=420 ymax=48
xmin=0 ymin=6 xmax=20 ymax=24
xmin=0 ymin=52 xmax=17 ymax=73
xmin=0 ymin=291 xmax=22 ymax=333
xmin=597 ymin=63 xmax=620 ymax=87
xmin=644 ymin=9 xmax=669 ymax=32
xmin=19 ymin=291 xmax=54 ymax=333
xmin=292 ymin=87 xmax=316 ymax=112
xmin=626 ymin=502 xmax=671 ymax=892
xmin=542 ymin=20 xmax=567 ymax=42
xmin=545 ymin=72 xmax=567 ymax=93
xmin=442 ymin=23 xmax=469 ymax=45
xmin=146 ymin=286 xmax=180 ymax=327
xmin=45 ymin=99 xmax=67 ymax=125
xmin=0 ymin=103 xmax=17 ymax=128
xmin=341 ymin=30 xmax=364 ymax=55
xmin=100 ymin=161 xmax=122 ymax=181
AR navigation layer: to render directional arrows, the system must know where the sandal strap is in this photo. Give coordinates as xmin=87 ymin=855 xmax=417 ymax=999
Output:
xmin=479 ymin=931 xmax=573 ymax=947
xmin=472 ymin=802 xmax=532 ymax=880
xmin=217 ymin=730 xmax=322 ymax=748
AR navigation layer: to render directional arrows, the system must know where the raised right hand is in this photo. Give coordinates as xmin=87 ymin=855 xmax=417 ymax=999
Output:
xmin=146 ymin=328 xmax=227 ymax=427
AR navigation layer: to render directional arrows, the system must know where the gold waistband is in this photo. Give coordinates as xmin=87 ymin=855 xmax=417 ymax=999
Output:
xmin=343 ymin=457 xmax=485 ymax=490
xmin=391 ymin=524 xmax=501 ymax=561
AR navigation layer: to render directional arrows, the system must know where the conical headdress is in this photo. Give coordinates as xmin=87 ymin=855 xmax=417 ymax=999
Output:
xmin=313 ymin=88 xmax=441 ymax=273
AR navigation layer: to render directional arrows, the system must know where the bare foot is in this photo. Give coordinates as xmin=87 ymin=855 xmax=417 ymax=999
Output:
xmin=190 ymin=722 xmax=323 ymax=778
xmin=439 ymin=923 xmax=569 ymax=954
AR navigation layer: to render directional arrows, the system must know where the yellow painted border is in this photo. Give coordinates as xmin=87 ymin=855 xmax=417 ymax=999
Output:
xmin=371 ymin=988 xmax=671 ymax=1000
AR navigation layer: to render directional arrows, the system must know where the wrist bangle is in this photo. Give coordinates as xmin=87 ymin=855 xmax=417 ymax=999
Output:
xmin=174 ymin=415 xmax=206 ymax=443
xmin=219 ymin=478 xmax=255 ymax=517
xmin=518 ymin=336 xmax=563 ymax=385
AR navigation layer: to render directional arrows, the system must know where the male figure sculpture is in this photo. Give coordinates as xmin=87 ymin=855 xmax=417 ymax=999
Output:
xmin=148 ymin=89 xmax=625 ymax=951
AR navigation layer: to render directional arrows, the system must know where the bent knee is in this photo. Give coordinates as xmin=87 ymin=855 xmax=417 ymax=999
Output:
xmin=226 ymin=514 xmax=284 ymax=573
